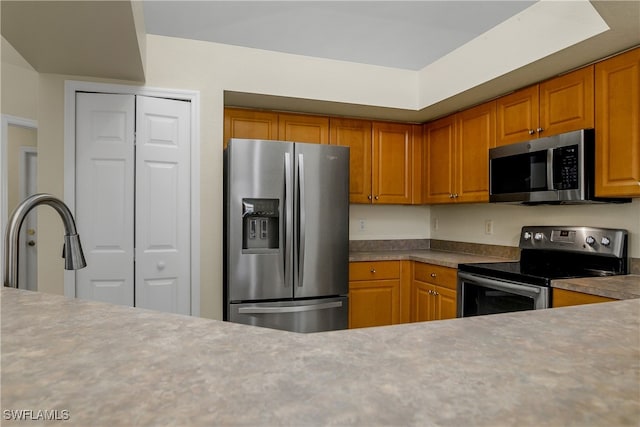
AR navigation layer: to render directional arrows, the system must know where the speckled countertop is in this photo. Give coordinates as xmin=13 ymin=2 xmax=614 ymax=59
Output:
xmin=349 ymin=249 xmax=514 ymax=268
xmin=2 ymin=288 xmax=639 ymax=426
xmin=552 ymin=275 xmax=640 ymax=300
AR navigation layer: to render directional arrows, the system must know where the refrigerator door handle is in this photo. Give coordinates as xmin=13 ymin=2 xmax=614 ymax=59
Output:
xmin=298 ymin=153 xmax=306 ymax=288
xmin=284 ymin=152 xmax=293 ymax=289
xmin=238 ymin=301 xmax=343 ymax=314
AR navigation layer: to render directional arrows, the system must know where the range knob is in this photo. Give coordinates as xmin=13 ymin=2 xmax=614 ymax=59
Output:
xmin=601 ymin=236 xmax=611 ymax=246
xmin=523 ymin=231 xmax=532 ymax=240
xmin=585 ymin=236 xmax=596 ymax=246
xmin=534 ymin=232 xmax=544 ymax=241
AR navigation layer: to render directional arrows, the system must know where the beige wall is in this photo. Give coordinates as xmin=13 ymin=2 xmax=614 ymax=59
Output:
xmin=1 ymin=37 xmax=38 ymax=119
xmin=431 ymin=201 xmax=640 ymax=257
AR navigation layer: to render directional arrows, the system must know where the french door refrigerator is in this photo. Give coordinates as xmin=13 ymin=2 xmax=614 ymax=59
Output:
xmin=224 ymin=138 xmax=349 ymax=333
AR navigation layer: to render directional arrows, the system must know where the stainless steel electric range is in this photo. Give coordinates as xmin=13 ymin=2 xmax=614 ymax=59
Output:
xmin=457 ymin=226 xmax=629 ymax=317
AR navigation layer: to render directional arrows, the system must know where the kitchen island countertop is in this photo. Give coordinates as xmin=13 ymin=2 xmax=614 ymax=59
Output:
xmin=2 ymin=287 xmax=639 ymax=426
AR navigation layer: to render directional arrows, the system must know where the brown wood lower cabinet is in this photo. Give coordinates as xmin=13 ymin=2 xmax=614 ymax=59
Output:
xmin=349 ymin=260 xmax=456 ymax=328
xmin=552 ymin=288 xmax=616 ymax=308
xmin=412 ymin=263 xmax=458 ymax=322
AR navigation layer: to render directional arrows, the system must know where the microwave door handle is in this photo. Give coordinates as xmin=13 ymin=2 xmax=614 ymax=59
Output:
xmin=546 ymin=148 xmax=555 ymax=191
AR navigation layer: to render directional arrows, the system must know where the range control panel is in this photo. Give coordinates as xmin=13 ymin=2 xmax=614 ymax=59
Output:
xmin=519 ymin=226 xmax=628 ymax=258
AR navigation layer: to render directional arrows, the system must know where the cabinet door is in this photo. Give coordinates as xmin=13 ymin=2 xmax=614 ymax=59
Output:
xmin=435 ymin=286 xmax=457 ymax=320
xmin=595 ymin=48 xmax=640 ymax=197
xmin=349 ymin=280 xmax=400 ymax=328
xmin=424 ymin=116 xmax=456 ymax=203
xmin=552 ymin=288 xmax=615 ymax=308
xmin=456 ymin=101 xmax=496 ymax=203
xmin=496 ymin=85 xmax=539 ymax=146
xmin=223 ymin=108 xmax=278 ymax=148
xmin=411 ymin=280 xmax=435 ymax=322
xmin=278 ymin=113 xmax=329 ymax=144
xmin=372 ymin=122 xmax=413 ymax=204
xmin=329 ymin=118 xmax=372 ymax=204
xmin=539 ymin=66 xmax=594 ymax=137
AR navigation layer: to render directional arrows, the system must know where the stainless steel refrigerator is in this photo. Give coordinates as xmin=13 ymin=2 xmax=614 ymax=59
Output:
xmin=224 ymin=138 xmax=349 ymax=333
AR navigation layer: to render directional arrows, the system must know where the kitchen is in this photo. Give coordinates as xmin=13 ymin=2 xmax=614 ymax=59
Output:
xmin=2 ymin=1 xmax=640 ymax=425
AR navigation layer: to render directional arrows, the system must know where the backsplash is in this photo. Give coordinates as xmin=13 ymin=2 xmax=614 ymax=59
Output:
xmin=349 ymin=239 xmax=519 ymax=259
xmin=349 ymin=239 xmax=430 ymax=252
xmin=429 ymin=240 xmax=520 ymax=259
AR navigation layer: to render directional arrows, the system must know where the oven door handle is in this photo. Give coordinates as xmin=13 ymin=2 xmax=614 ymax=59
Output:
xmin=458 ymin=272 xmax=541 ymax=295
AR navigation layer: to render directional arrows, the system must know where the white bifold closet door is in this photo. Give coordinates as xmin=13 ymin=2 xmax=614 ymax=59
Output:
xmin=75 ymin=92 xmax=191 ymax=314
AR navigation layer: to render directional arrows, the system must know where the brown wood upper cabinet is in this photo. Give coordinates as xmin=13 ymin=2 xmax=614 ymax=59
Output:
xmin=331 ymin=119 xmax=421 ymax=204
xmin=329 ymin=118 xmax=372 ymax=204
xmin=277 ymin=112 xmax=329 ymax=144
xmin=224 ymin=107 xmax=278 ymax=148
xmin=496 ymin=66 xmax=594 ymax=146
xmin=373 ymin=122 xmax=421 ymax=204
xmin=595 ymin=47 xmax=640 ymax=198
xmin=424 ymin=101 xmax=496 ymax=204
xmin=223 ymin=108 xmax=329 ymax=147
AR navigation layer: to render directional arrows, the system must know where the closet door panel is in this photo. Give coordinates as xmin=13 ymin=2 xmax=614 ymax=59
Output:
xmin=135 ymin=96 xmax=191 ymax=315
xmin=75 ymin=93 xmax=135 ymax=306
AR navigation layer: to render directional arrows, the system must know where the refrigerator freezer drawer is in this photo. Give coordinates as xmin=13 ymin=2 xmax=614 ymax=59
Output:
xmin=229 ymin=297 xmax=348 ymax=333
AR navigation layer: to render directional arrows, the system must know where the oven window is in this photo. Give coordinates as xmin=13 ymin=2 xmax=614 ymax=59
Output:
xmin=491 ymin=150 xmax=548 ymax=194
xmin=462 ymin=282 xmax=535 ymax=316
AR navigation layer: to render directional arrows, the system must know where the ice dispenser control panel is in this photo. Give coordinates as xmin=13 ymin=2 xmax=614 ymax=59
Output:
xmin=242 ymin=199 xmax=279 ymax=251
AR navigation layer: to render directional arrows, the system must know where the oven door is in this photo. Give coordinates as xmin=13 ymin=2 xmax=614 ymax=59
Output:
xmin=457 ymin=272 xmax=550 ymax=318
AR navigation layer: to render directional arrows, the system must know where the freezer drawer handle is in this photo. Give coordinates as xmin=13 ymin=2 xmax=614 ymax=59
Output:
xmin=238 ymin=301 xmax=343 ymax=314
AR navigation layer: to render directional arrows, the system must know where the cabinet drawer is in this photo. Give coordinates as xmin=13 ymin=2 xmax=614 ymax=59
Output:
xmin=413 ymin=263 xmax=457 ymax=290
xmin=349 ymin=261 xmax=400 ymax=281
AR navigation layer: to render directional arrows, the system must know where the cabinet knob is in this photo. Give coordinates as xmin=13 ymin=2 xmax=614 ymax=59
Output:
xmin=370 ymin=268 xmax=376 ymax=274
xmin=434 ymin=291 xmax=439 ymax=296
xmin=453 ymin=193 xmax=458 ymax=198
xmin=430 ymin=273 xmax=437 ymax=278
xmin=528 ymin=129 xmax=535 ymax=135
xmin=449 ymin=194 xmax=454 ymax=199
xmin=368 ymin=195 xmax=372 ymax=200
xmin=536 ymin=127 xmax=544 ymax=133
xmin=374 ymin=195 xmax=379 ymax=200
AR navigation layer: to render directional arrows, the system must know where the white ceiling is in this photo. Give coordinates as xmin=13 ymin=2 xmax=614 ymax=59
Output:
xmin=142 ymin=1 xmax=536 ymax=71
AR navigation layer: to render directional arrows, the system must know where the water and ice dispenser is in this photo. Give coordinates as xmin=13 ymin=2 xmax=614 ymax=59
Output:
xmin=242 ymin=199 xmax=279 ymax=251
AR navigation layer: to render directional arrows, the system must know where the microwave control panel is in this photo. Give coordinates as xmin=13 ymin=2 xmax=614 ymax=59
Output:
xmin=552 ymin=145 xmax=579 ymax=190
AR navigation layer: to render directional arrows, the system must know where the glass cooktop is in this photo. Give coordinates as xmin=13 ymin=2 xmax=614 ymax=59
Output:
xmin=458 ymin=258 xmax=624 ymax=287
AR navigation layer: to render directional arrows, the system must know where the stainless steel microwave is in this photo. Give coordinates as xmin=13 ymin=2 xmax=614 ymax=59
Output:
xmin=489 ymin=129 xmax=629 ymax=204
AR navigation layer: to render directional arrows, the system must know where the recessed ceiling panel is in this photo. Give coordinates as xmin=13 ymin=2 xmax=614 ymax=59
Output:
xmin=143 ymin=1 xmax=536 ymax=70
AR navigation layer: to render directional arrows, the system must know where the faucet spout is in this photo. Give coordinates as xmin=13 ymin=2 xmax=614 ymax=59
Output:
xmin=3 ymin=193 xmax=86 ymax=288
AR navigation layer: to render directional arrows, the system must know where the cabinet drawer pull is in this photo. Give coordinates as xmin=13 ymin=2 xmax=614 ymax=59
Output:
xmin=370 ymin=269 xmax=376 ymax=274
xmin=430 ymin=273 xmax=437 ymax=278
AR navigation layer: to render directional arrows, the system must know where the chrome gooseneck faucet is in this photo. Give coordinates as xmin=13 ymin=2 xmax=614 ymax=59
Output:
xmin=3 ymin=193 xmax=86 ymax=288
